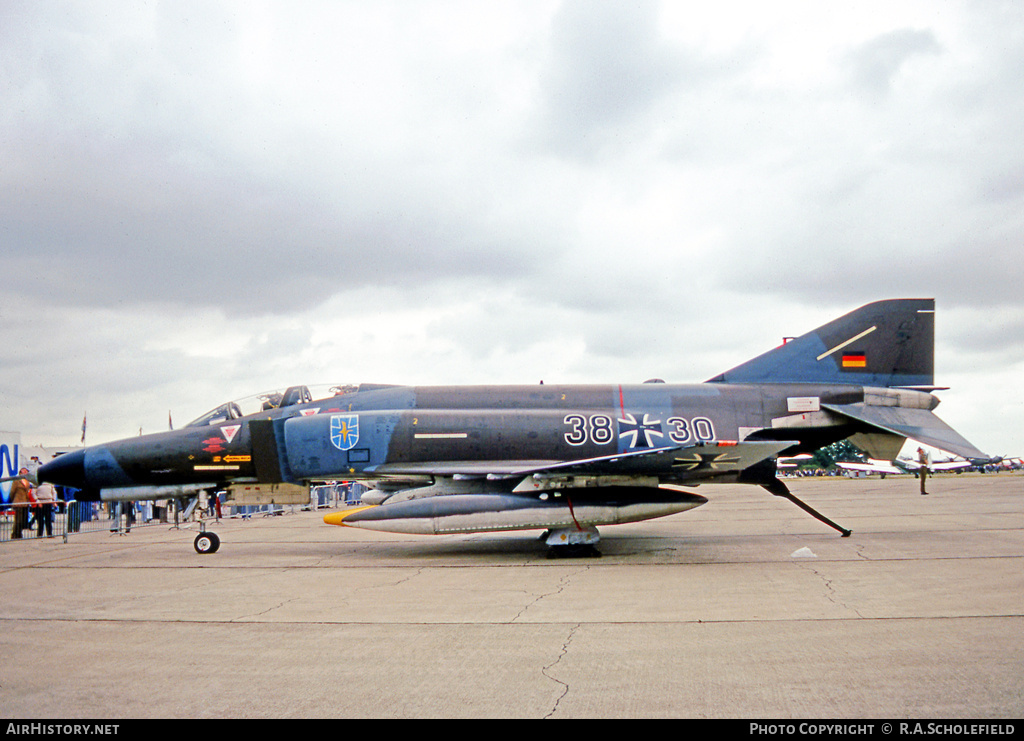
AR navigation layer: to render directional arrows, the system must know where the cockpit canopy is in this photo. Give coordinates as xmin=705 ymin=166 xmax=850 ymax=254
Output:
xmin=186 ymin=384 xmax=360 ymax=427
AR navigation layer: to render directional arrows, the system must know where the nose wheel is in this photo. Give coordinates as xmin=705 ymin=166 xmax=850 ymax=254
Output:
xmin=194 ymin=531 xmax=221 ymax=554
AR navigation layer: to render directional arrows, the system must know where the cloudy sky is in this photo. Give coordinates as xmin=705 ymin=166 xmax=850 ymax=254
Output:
xmin=2 ymin=0 xmax=1022 ymax=459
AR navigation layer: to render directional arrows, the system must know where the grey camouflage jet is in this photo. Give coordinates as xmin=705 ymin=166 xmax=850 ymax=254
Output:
xmin=36 ymin=298 xmax=988 ymax=555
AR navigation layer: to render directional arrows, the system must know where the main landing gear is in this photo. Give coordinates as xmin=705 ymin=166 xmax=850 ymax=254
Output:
xmin=543 ymin=526 xmax=603 ymax=558
xmin=762 ymin=477 xmax=852 ymax=537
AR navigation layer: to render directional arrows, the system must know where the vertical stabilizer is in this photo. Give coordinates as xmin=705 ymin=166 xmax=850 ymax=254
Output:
xmin=708 ymin=299 xmax=935 ymax=388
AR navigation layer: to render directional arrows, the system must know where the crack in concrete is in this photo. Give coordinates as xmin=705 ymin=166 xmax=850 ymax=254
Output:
xmin=238 ymin=596 xmax=301 ymax=621
xmin=510 ymin=566 xmax=588 ymax=622
xmin=804 ymin=564 xmax=865 ymax=619
xmin=233 ymin=566 xmax=425 ymax=620
xmin=542 ymin=622 xmax=580 ymax=719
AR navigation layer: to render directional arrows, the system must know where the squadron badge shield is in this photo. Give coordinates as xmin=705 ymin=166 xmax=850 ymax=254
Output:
xmin=330 ymin=415 xmax=360 ymax=451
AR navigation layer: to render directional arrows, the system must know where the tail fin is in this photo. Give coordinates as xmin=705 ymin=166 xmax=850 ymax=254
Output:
xmin=708 ymin=299 xmax=935 ymax=388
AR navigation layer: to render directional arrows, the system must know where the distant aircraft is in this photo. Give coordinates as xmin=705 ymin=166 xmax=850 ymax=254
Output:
xmin=34 ymin=298 xmax=988 ymax=555
xmin=896 ymin=456 xmax=972 ymax=472
xmin=837 ymin=453 xmax=1008 ymax=476
xmin=836 ymin=459 xmax=907 ymax=476
xmin=776 ymin=453 xmax=815 ymax=469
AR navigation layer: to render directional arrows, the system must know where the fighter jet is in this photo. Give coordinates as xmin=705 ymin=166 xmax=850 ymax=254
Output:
xmin=37 ymin=298 xmax=987 ymax=555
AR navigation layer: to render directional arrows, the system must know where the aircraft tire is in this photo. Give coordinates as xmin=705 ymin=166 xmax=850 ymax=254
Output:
xmin=546 ymin=544 xmax=601 ymax=559
xmin=194 ymin=532 xmax=221 ymax=554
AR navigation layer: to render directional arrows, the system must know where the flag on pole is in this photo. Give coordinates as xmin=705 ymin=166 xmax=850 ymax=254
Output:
xmin=81 ymin=413 xmax=87 ymax=444
xmin=169 ymin=411 xmax=174 ymax=430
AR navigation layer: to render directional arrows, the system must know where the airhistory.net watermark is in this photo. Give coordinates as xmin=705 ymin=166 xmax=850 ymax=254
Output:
xmin=6 ymin=725 xmax=119 ymax=736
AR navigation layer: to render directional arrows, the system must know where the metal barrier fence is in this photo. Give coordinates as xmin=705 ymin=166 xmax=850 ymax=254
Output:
xmin=311 ymin=482 xmax=365 ymax=508
xmin=0 ymin=501 xmax=181 ymax=543
xmin=1 ymin=485 xmax=365 ymax=544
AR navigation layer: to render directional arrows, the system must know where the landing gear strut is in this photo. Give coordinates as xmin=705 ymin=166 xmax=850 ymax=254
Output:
xmin=763 ymin=477 xmax=852 ymax=537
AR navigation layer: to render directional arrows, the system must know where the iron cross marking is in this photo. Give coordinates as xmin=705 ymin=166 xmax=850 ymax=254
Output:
xmin=618 ymin=413 xmax=665 ymax=449
xmin=672 ymin=451 xmax=743 ymax=472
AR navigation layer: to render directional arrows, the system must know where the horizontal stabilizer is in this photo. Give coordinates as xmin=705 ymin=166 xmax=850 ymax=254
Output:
xmin=822 ymin=403 xmax=987 ymax=461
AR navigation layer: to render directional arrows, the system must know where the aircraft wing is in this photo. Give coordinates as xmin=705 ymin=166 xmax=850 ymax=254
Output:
xmin=367 ymin=440 xmax=795 ymax=480
xmin=821 ymin=403 xmax=988 ymax=461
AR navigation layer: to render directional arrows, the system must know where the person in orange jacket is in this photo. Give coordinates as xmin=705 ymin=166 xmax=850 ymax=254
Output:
xmin=10 ymin=469 xmax=35 ymax=538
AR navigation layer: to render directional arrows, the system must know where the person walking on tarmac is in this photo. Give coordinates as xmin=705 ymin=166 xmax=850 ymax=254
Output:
xmin=10 ymin=469 xmax=35 ymax=538
xmin=918 ymin=447 xmax=931 ymax=495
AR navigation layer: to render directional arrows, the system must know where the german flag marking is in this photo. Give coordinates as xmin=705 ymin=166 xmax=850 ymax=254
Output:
xmin=842 ymin=352 xmax=867 ymax=368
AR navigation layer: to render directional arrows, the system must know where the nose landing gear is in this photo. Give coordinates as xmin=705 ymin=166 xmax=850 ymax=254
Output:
xmin=194 ymin=530 xmax=221 ymax=554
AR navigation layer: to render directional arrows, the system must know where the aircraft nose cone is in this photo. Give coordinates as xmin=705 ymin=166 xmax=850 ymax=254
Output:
xmin=38 ymin=449 xmax=86 ymax=488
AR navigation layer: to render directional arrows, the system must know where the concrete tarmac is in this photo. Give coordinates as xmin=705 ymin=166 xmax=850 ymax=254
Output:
xmin=1 ymin=474 xmax=1021 ymax=719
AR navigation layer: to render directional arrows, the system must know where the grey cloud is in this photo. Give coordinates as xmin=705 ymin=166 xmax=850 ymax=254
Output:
xmin=844 ymin=28 xmax=942 ymax=98
xmin=980 ymin=165 xmax=1024 ymax=204
xmin=1 ymin=4 xmax=554 ymax=317
xmin=533 ymin=0 xmax=701 ymax=159
xmin=943 ymin=309 xmax=1024 ymax=359
xmin=2 ymin=123 xmax=547 ymax=316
